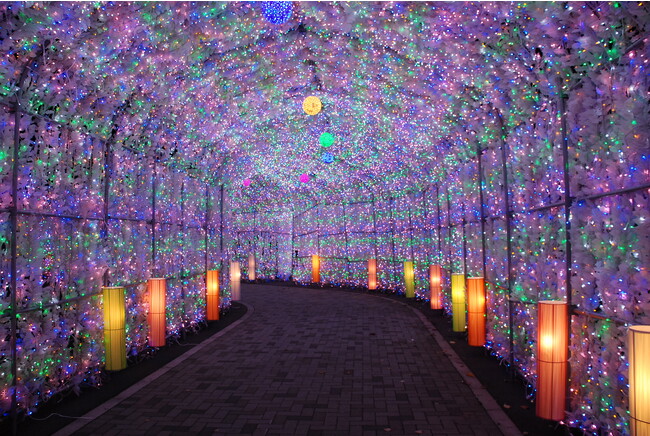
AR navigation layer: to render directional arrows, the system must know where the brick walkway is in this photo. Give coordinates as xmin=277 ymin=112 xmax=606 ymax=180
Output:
xmin=67 ymin=285 xmax=506 ymax=435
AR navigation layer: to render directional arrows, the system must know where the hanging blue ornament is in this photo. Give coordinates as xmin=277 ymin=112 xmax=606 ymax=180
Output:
xmin=262 ymin=2 xmax=293 ymax=25
xmin=322 ymin=152 xmax=334 ymax=164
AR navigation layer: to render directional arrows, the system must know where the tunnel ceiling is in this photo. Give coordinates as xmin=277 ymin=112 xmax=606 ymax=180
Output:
xmin=2 ymin=1 xmax=648 ymax=207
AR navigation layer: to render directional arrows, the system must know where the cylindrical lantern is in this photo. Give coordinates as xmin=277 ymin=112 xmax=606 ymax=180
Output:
xmin=102 ymin=286 xmax=126 ymax=371
xmin=451 ymin=274 xmax=466 ymax=332
xmin=248 ymin=254 xmax=256 ymax=281
xmin=403 ymin=261 xmax=415 ymax=298
xmin=206 ymin=269 xmax=220 ymax=321
xmin=230 ymin=261 xmax=241 ymax=301
xmin=629 ymin=325 xmax=650 ymax=436
xmin=147 ymin=278 xmax=166 ymax=347
xmin=368 ymin=258 xmax=377 ymax=290
xmin=466 ymin=277 xmax=486 ymax=346
xmin=312 ymin=255 xmax=320 ymax=283
xmin=429 ymin=265 xmax=442 ymax=310
xmin=536 ymin=300 xmax=569 ymax=421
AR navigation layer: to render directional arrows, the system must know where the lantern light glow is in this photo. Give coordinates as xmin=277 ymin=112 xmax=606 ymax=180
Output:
xmin=147 ymin=278 xmax=166 ymax=348
xmin=103 ymin=286 xmax=127 ymax=371
xmin=536 ymin=300 xmax=569 ymax=421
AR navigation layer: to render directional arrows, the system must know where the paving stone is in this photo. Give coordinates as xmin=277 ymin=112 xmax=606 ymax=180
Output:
xmin=71 ymin=285 xmax=505 ymax=435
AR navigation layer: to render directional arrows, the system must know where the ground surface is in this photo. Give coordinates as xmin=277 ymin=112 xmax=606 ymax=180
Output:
xmin=66 ymin=285 xmax=505 ymax=435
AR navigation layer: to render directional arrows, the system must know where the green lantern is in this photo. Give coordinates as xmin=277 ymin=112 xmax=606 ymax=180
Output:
xmin=319 ymin=132 xmax=335 ymax=148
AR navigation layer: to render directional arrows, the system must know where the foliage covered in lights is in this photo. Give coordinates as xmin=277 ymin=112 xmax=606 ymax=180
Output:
xmin=0 ymin=2 xmax=649 ymax=435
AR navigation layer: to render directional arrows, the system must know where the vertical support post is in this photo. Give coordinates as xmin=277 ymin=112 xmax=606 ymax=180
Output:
xmin=342 ymin=202 xmax=350 ymax=284
xmin=557 ymin=75 xmax=573 ymax=412
xmin=290 ymin=210 xmax=296 ymax=279
xmin=204 ymin=184 xmax=209 ymax=273
xmin=316 ymin=204 xmax=321 ymax=258
xmin=10 ymin=85 xmax=21 ymax=436
xmin=435 ymin=185 xmax=442 ymax=258
xmin=422 ymin=187 xmax=432 ymax=266
xmin=497 ymin=110 xmax=515 ymax=368
xmin=151 ymin=158 xmax=157 ymax=276
xmin=179 ymin=181 xmax=185 ymax=316
xmin=476 ymin=144 xmax=488 ymax=281
xmin=461 ymin=202 xmax=468 ymax=276
xmin=407 ymin=200 xmax=415 ymax=263
xmin=252 ymin=209 xmax=257 ymax=276
xmin=445 ymin=191 xmax=453 ymax=276
xmin=371 ymin=196 xmax=378 ymax=260
xmin=102 ymin=139 xmax=111 ymax=288
xmin=219 ymin=184 xmax=224 ymax=272
xmin=389 ymin=197 xmax=397 ymax=284
xmin=557 ymin=77 xmax=573 ymax=309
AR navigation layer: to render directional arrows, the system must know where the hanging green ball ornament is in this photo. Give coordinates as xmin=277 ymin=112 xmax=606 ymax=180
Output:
xmin=319 ymin=132 xmax=335 ymax=148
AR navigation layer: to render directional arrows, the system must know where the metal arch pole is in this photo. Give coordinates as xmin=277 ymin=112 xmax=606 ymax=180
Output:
xmin=371 ymin=195 xmax=378 ymax=259
xmin=219 ymin=184 xmax=224 ymax=270
xmin=435 ymin=185 xmax=442 ymax=262
xmin=497 ymin=111 xmax=515 ymax=369
xmin=422 ymin=187 xmax=432 ymax=266
xmin=290 ymin=210 xmax=296 ymax=279
xmin=389 ymin=197 xmax=397 ymax=283
xmin=342 ymin=202 xmax=351 ymax=284
xmin=557 ymin=76 xmax=573 ymax=413
xmin=9 ymin=80 xmax=22 ymax=436
xmin=204 ymin=183 xmax=209 ymax=273
xmin=445 ymin=190 xmax=453 ymax=276
xmin=477 ymin=144 xmax=488 ymax=281
xmin=557 ymin=77 xmax=573 ymax=309
xmin=151 ymin=158 xmax=157 ymax=276
xmin=407 ymin=198 xmax=415 ymax=262
xmin=461 ymin=202 xmax=468 ymax=276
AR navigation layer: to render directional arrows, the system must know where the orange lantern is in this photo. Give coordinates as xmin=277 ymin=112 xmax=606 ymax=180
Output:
xmin=248 ymin=254 xmax=256 ymax=281
xmin=466 ymin=277 xmax=486 ymax=346
xmin=206 ymin=270 xmax=220 ymax=321
xmin=368 ymin=258 xmax=377 ymax=290
xmin=629 ymin=325 xmax=650 ymax=436
xmin=429 ymin=265 xmax=442 ymax=310
xmin=230 ymin=261 xmax=241 ymax=301
xmin=147 ymin=278 xmax=166 ymax=347
xmin=536 ymin=301 xmax=569 ymax=421
xmin=102 ymin=286 xmax=126 ymax=371
xmin=312 ymin=255 xmax=320 ymax=283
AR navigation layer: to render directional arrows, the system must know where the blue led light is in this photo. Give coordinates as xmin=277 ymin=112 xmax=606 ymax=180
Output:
xmin=322 ymin=152 xmax=334 ymax=164
xmin=262 ymin=1 xmax=293 ymax=24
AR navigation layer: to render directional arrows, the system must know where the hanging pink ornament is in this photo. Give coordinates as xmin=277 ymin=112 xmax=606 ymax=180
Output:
xmin=299 ymin=173 xmax=310 ymax=183
xmin=243 ymin=179 xmax=251 ymax=187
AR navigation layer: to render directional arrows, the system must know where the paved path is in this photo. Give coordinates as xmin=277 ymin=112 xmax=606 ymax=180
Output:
xmin=67 ymin=285 xmax=506 ymax=435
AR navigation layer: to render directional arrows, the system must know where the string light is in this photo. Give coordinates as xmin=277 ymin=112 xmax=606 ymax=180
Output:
xmin=0 ymin=4 xmax=647 ymax=435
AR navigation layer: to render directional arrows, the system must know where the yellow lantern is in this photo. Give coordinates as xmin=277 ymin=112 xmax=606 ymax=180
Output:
xmin=368 ymin=258 xmax=377 ymax=290
xmin=303 ymin=96 xmax=322 ymax=115
xmin=536 ymin=301 xmax=568 ymax=421
xmin=628 ymin=325 xmax=650 ymax=436
xmin=103 ymin=286 xmax=126 ymax=371
xmin=230 ymin=261 xmax=241 ymax=301
xmin=466 ymin=277 xmax=486 ymax=346
xmin=206 ymin=270 xmax=220 ymax=321
xmin=403 ymin=261 xmax=415 ymax=298
xmin=311 ymin=255 xmax=320 ymax=283
xmin=429 ymin=265 xmax=442 ymax=310
xmin=147 ymin=278 xmax=166 ymax=347
xmin=451 ymin=274 xmax=466 ymax=332
xmin=248 ymin=254 xmax=256 ymax=281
